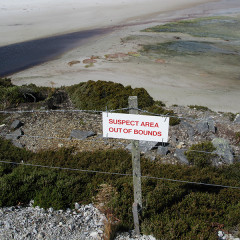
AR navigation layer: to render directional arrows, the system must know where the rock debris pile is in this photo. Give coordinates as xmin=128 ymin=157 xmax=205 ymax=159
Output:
xmin=0 ymin=201 xmax=106 ymax=240
xmin=0 ymin=201 xmax=156 ymax=240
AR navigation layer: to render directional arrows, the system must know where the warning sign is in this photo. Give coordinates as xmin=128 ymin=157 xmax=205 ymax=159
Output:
xmin=102 ymin=112 xmax=169 ymax=142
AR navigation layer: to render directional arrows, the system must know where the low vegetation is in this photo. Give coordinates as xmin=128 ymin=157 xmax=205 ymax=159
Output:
xmin=143 ymin=16 xmax=240 ymax=41
xmin=185 ymin=141 xmax=216 ymax=168
xmin=67 ymin=80 xmax=180 ymax=126
xmin=0 ymin=77 xmax=52 ymax=109
xmin=188 ymin=105 xmax=211 ymax=112
xmin=66 ymin=80 xmax=155 ymax=110
xmin=1 ymin=137 xmax=240 ymax=239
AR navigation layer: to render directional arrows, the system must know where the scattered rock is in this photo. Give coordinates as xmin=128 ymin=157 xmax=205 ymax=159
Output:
xmin=126 ymin=141 xmax=158 ymax=153
xmin=196 ymin=120 xmax=209 ymax=134
xmin=70 ymin=130 xmax=96 ymax=140
xmin=180 ymin=121 xmax=195 ymax=138
xmin=234 ymin=114 xmax=240 ymax=123
xmin=157 ymin=146 xmax=169 ymax=156
xmin=196 ymin=118 xmax=216 ymax=134
xmin=207 ymin=117 xmax=216 ymax=133
xmin=12 ymin=141 xmax=24 ymax=148
xmin=212 ymin=138 xmax=234 ymax=164
xmin=5 ymin=129 xmax=24 ymax=140
xmin=75 ymin=203 xmax=80 ymax=210
xmin=0 ymin=202 xmax=105 ymax=240
xmin=10 ymin=120 xmax=23 ymax=129
xmin=174 ymin=149 xmax=189 ymax=165
xmin=176 ymin=142 xmax=185 ymax=149
xmin=171 ymin=135 xmax=178 ymax=144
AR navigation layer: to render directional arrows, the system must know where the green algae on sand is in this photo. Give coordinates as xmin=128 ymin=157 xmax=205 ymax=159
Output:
xmin=143 ymin=16 xmax=240 ymax=41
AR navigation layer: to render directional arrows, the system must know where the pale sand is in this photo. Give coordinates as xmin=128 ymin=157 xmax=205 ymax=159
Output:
xmin=0 ymin=0 xmax=214 ymax=46
xmin=3 ymin=0 xmax=240 ymax=113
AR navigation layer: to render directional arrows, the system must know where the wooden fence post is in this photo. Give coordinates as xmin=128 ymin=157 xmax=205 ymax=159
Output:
xmin=128 ymin=96 xmax=142 ymax=235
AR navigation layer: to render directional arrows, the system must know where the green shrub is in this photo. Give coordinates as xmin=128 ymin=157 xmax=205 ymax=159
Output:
xmin=188 ymin=105 xmax=211 ymax=112
xmin=185 ymin=141 xmax=216 ymax=168
xmin=235 ymin=132 xmax=240 ymax=144
xmin=66 ymin=80 xmax=154 ymax=110
xmin=222 ymin=112 xmax=237 ymax=121
xmin=1 ymin=138 xmax=240 ymax=238
xmin=146 ymin=105 xmax=180 ymax=126
xmin=0 ymin=138 xmax=32 ymax=177
xmin=0 ymin=78 xmax=53 ymax=109
xmin=0 ymin=77 xmax=13 ymax=87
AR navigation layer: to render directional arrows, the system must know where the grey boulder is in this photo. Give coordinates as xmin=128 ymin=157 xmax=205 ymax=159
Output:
xmin=10 ymin=120 xmax=23 ymax=129
xmin=126 ymin=141 xmax=158 ymax=154
xmin=234 ymin=114 xmax=240 ymax=123
xmin=70 ymin=130 xmax=96 ymax=140
xmin=174 ymin=149 xmax=189 ymax=165
xmin=157 ymin=146 xmax=169 ymax=156
xmin=212 ymin=138 xmax=234 ymax=164
xmin=196 ymin=118 xmax=216 ymax=134
xmin=6 ymin=129 xmax=24 ymax=140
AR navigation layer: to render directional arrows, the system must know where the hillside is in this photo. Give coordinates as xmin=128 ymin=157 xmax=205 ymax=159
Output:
xmin=1 ymin=79 xmax=240 ymax=239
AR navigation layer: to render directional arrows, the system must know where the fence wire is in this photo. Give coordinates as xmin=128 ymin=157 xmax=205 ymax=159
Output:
xmin=0 ymin=107 xmax=238 ymax=124
xmin=3 ymin=132 xmax=240 ymax=157
xmin=0 ymin=160 xmax=240 ymax=190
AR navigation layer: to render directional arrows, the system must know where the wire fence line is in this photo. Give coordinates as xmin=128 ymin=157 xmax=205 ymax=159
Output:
xmin=5 ymin=133 xmax=129 ymax=147
xmin=0 ymin=160 xmax=240 ymax=190
xmin=0 ymin=108 xmax=130 ymax=115
xmin=3 ymin=132 xmax=240 ymax=157
xmin=0 ymin=108 xmax=240 ymax=189
xmin=0 ymin=107 xmax=234 ymax=123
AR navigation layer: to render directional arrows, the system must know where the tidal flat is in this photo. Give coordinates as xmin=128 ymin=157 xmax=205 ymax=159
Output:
xmin=9 ymin=1 xmax=240 ymax=113
xmin=138 ymin=16 xmax=240 ymax=83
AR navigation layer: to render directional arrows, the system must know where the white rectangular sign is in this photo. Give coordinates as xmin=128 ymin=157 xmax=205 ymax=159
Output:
xmin=102 ymin=112 xmax=169 ymax=142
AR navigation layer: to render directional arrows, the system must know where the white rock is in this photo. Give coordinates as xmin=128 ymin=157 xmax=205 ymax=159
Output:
xmin=90 ymin=231 xmax=99 ymax=238
xmin=75 ymin=202 xmax=80 ymax=210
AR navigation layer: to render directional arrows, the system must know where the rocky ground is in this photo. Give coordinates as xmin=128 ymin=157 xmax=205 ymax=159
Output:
xmin=1 ymin=100 xmax=240 ymax=166
xmin=1 ymin=100 xmax=240 ymax=240
xmin=0 ymin=201 xmax=156 ymax=240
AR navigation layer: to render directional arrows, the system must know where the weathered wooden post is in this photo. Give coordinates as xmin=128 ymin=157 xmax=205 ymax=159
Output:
xmin=128 ymin=96 xmax=142 ymax=235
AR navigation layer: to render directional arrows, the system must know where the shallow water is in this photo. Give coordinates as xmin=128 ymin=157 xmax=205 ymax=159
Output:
xmin=0 ymin=28 xmax=109 ymax=77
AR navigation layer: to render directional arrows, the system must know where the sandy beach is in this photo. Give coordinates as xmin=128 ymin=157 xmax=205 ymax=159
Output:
xmin=1 ymin=0 xmax=240 ymax=113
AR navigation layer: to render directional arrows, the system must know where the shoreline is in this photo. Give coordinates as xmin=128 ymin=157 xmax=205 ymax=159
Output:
xmin=0 ymin=0 xmax=217 ymax=47
xmin=2 ymin=0 xmax=240 ymax=113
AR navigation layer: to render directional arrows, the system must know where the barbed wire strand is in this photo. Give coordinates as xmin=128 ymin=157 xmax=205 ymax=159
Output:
xmin=1 ymin=107 xmax=239 ymax=125
xmin=0 ymin=107 xmax=232 ymax=123
xmin=0 ymin=160 xmax=240 ymax=189
xmin=4 ymin=133 xmax=129 ymax=147
xmin=0 ymin=108 xmax=130 ymax=115
xmin=4 ymin=133 xmax=240 ymax=157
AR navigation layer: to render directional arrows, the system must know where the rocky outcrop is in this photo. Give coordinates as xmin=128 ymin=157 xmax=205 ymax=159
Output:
xmin=5 ymin=129 xmax=24 ymax=140
xmin=196 ymin=118 xmax=216 ymax=134
xmin=10 ymin=120 xmax=23 ymax=129
xmin=212 ymin=138 xmax=234 ymax=164
xmin=0 ymin=202 xmax=106 ymax=240
xmin=234 ymin=114 xmax=240 ymax=123
xmin=174 ymin=149 xmax=188 ymax=165
xmin=70 ymin=130 xmax=96 ymax=140
xmin=126 ymin=141 xmax=158 ymax=154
